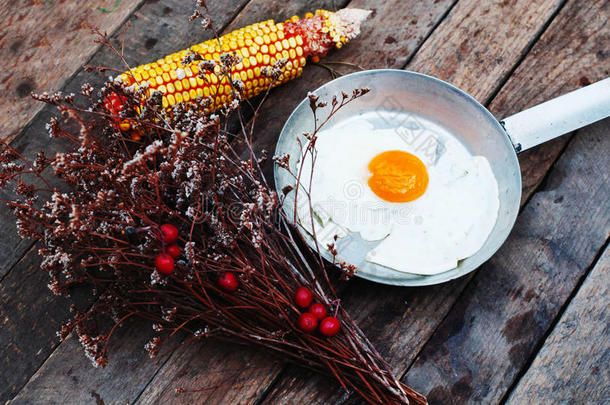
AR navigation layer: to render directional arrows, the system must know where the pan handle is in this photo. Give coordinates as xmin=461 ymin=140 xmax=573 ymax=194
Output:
xmin=500 ymin=78 xmax=610 ymax=153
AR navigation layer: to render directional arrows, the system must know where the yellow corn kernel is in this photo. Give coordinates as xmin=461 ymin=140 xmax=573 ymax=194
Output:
xmin=120 ymin=13 xmax=320 ymax=113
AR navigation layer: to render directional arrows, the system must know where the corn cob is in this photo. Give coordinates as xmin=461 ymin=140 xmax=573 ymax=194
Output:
xmin=116 ymin=9 xmax=370 ymax=112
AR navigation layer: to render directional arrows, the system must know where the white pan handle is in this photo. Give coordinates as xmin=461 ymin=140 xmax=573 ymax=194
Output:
xmin=500 ymin=78 xmax=610 ymax=152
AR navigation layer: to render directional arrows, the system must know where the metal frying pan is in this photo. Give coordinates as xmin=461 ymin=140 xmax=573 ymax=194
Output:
xmin=274 ymin=70 xmax=610 ymax=286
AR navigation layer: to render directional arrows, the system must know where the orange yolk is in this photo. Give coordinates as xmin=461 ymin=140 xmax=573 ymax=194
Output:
xmin=367 ymin=150 xmax=429 ymax=203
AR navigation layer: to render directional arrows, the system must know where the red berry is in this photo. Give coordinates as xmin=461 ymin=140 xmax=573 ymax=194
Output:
xmin=166 ymin=244 xmax=181 ymax=259
xmin=160 ymin=224 xmax=179 ymax=244
xmin=298 ymin=312 xmax=318 ymax=333
xmin=104 ymin=92 xmax=125 ymax=115
xmin=155 ymin=253 xmax=174 ymax=275
xmin=294 ymin=287 xmax=313 ymax=308
xmin=218 ymin=272 xmax=239 ymax=292
xmin=308 ymin=303 xmax=328 ymax=320
xmin=319 ymin=316 xmax=341 ymax=337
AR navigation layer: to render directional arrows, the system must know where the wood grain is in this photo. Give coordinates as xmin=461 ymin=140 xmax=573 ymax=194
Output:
xmin=9 ymin=319 xmax=170 ymax=405
xmin=505 ymin=246 xmax=610 ymax=404
xmin=261 ymin=0 xmax=570 ymax=402
xmin=0 ymin=0 xmax=250 ymax=281
xmin=0 ymin=0 xmax=248 ymax=403
xmin=132 ymin=0 xmax=463 ymax=403
xmin=0 ymin=0 xmax=250 ymax=280
xmin=488 ymin=0 xmax=610 ymax=203
xmin=399 ymin=2 xmax=610 ymax=401
xmin=249 ymin=0 xmax=459 ymax=176
xmin=0 ymin=249 xmax=75 ymax=403
xmin=2 ymin=1 xmax=608 ymax=404
xmin=0 ymin=0 xmax=144 ymax=142
xmin=406 ymin=0 xmax=563 ymax=101
xmin=134 ymin=340 xmax=282 ymax=404
xmin=402 ymin=118 xmax=610 ymax=403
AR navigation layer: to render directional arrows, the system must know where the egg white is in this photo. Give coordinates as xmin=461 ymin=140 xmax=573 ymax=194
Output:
xmin=296 ymin=119 xmax=500 ymax=276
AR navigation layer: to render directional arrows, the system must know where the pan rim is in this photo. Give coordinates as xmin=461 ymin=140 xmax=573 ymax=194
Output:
xmin=273 ymin=69 xmax=522 ymax=286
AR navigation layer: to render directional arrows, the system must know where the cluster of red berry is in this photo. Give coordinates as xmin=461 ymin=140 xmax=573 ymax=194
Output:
xmin=152 ymin=223 xmax=240 ymax=293
xmin=154 ymin=224 xmax=181 ymax=275
xmin=294 ymin=287 xmax=341 ymax=337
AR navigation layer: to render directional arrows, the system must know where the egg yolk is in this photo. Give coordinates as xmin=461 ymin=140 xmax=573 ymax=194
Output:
xmin=367 ymin=150 xmax=429 ymax=203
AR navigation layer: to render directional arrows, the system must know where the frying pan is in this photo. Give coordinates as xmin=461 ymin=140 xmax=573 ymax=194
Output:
xmin=274 ymin=70 xmax=610 ymax=286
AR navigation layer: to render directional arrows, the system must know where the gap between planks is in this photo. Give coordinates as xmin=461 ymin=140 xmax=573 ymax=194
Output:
xmin=258 ymin=0 xmax=608 ymax=402
xmin=0 ymin=0 xmax=145 ymax=142
xmin=141 ymin=0 xmax=580 ymax=402
xmin=4 ymin=1 xmax=604 ymax=402
xmin=392 ymin=0 xmax=570 ymax=379
xmin=499 ymin=235 xmax=610 ymax=404
xmin=504 ymin=241 xmax=610 ymax=403
xmin=391 ymin=0 xmax=572 ymax=381
xmin=399 ymin=0 xmax=460 ymax=70
xmin=0 ymin=0 xmax=148 ymax=282
xmin=396 ymin=0 xmax=609 ymax=401
xmin=3 ymin=0 xmax=255 ymax=402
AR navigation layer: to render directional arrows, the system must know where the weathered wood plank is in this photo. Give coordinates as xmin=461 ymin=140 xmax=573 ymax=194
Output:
xmin=133 ymin=341 xmax=283 ymax=404
xmin=261 ymin=0 xmax=572 ymax=402
xmin=505 ymin=246 xmax=610 ymax=404
xmin=250 ymin=0 xmax=459 ymax=176
xmin=0 ymin=0 xmax=249 ymax=403
xmin=0 ymin=249 xmax=75 ymax=404
xmin=399 ymin=1 xmax=610 ymax=401
xmin=0 ymin=0 xmax=144 ymax=142
xmin=131 ymin=0 xmax=466 ymax=403
xmin=0 ymin=0 xmax=248 ymax=280
xmin=9 ymin=319 xmax=167 ymax=405
xmin=406 ymin=0 xmax=564 ymax=102
xmin=489 ymin=0 xmax=610 ymax=202
xmin=6 ymin=1 xmax=607 ymax=404
xmin=403 ymin=117 xmax=610 ymax=403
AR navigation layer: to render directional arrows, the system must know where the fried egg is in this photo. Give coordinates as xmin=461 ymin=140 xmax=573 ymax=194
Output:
xmin=296 ymin=119 xmax=499 ymax=275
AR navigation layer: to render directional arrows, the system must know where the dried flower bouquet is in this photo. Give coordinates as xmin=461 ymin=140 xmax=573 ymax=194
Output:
xmin=0 ymin=5 xmax=426 ymax=405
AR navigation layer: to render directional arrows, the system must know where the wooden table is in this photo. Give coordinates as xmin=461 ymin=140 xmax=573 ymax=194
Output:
xmin=1 ymin=1 xmax=608 ymax=403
